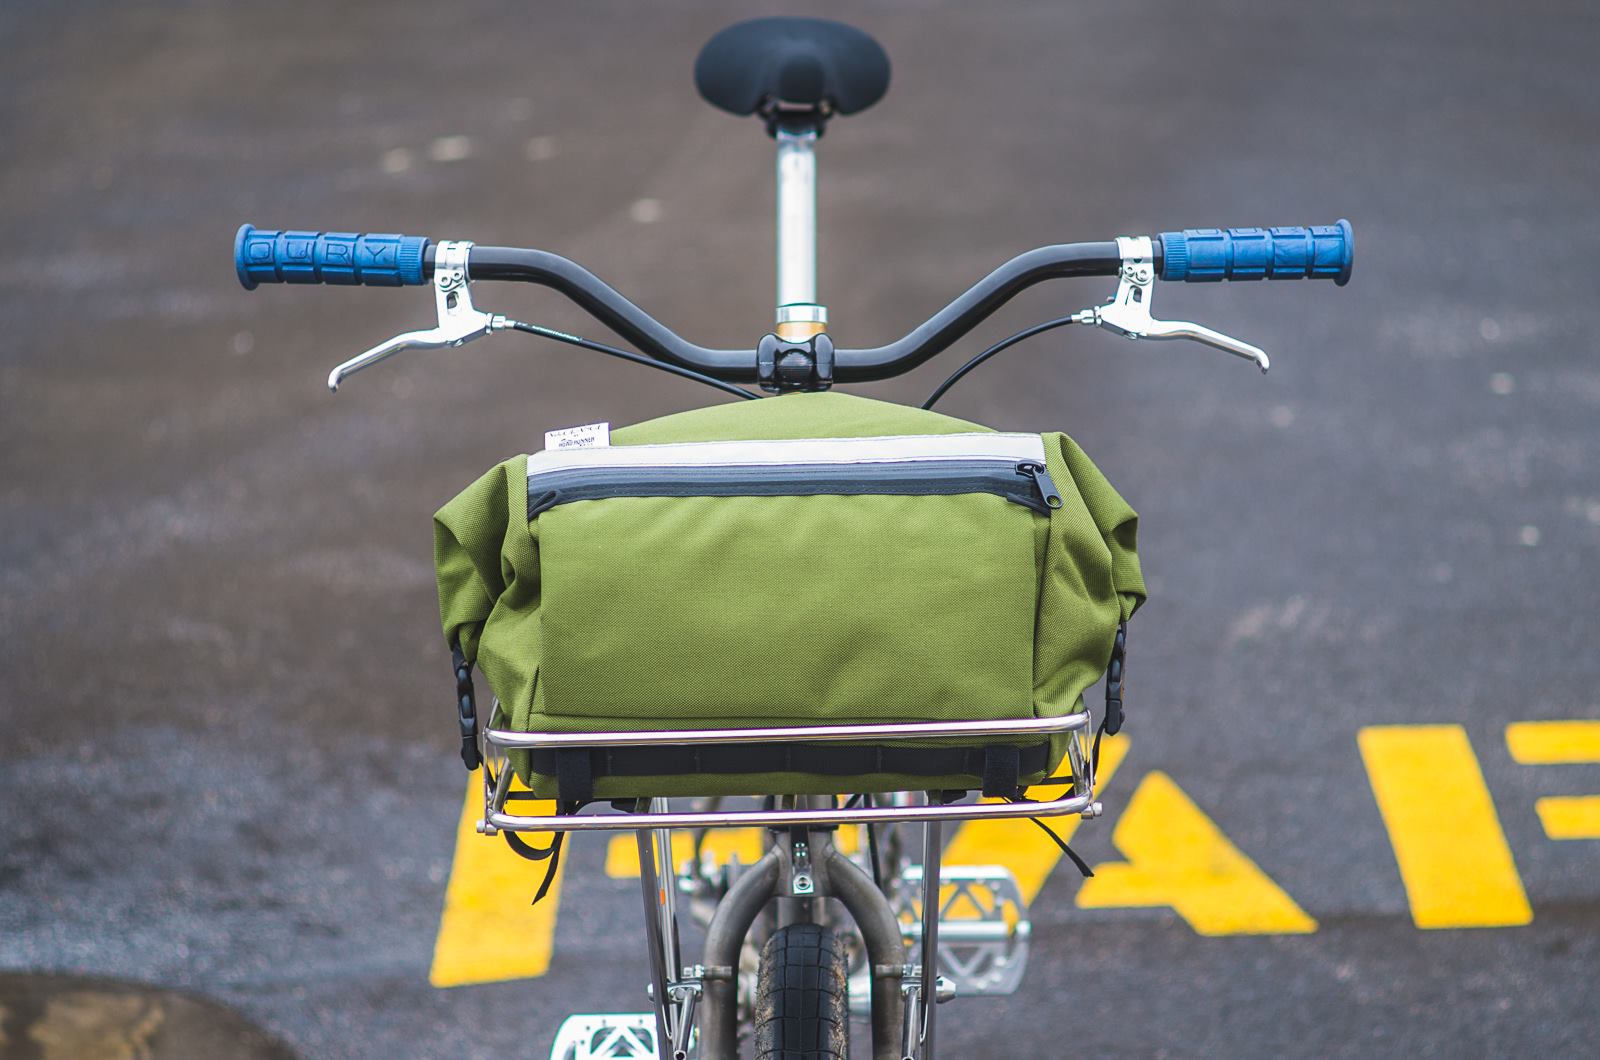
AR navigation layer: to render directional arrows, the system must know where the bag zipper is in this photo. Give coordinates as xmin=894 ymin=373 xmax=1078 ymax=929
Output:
xmin=525 ymin=434 xmax=1062 ymax=519
xmin=1017 ymin=461 xmax=1064 ymax=510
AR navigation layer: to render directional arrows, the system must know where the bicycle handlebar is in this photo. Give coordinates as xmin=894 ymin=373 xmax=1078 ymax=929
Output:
xmin=463 ymin=241 xmax=1125 ymax=382
xmin=233 ymin=220 xmax=1352 ymax=382
xmin=1159 ymin=221 xmax=1352 ymax=285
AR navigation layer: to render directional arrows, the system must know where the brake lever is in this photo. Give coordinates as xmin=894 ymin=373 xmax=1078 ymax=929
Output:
xmin=326 ymin=241 xmax=507 ymax=391
xmin=1072 ymin=236 xmax=1269 ymax=372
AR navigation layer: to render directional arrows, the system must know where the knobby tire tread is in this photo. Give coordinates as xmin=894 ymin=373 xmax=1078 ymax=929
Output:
xmin=752 ymin=923 xmax=850 ymax=1060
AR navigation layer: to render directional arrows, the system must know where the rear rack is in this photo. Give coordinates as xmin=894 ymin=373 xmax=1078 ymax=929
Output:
xmin=476 ymin=709 xmax=1100 ymax=832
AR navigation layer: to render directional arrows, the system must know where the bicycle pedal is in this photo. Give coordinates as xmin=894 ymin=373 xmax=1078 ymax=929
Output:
xmin=902 ymin=864 xmax=1032 ymax=997
xmin=549 ymin=1013 xmax=665 ymax=1060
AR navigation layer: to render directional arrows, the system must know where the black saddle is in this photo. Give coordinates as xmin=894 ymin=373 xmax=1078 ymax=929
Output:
xmin=694 ymin=17 xmax=890 ymax=135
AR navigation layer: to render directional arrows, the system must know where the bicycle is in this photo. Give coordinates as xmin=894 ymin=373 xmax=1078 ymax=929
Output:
xmin=233 ymin=17 xmax=1352 ymax=1060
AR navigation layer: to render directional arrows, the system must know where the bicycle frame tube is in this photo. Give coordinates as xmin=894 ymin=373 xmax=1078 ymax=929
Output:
xmin=823 ymin=842 xmax=907 ymax=1060
xmin=699 ymin=849 xmax=779 ymax=1059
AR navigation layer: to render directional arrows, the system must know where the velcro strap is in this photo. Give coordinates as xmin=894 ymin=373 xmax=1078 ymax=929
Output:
xmin=556 ymin=749 xmax=595 ymax=803
xmin=981 ymin=745 xmax=1022 ymax=799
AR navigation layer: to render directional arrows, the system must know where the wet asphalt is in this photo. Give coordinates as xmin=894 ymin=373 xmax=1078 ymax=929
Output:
xmin=3 ymin=1 xmax=1599 ymax=1057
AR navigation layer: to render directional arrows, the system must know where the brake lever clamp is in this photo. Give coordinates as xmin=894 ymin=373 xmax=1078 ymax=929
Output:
xmin=1072 ymin=236 xmax=1269 ymax=373
xmin=326 ymin=240 xmax=507 ymax=391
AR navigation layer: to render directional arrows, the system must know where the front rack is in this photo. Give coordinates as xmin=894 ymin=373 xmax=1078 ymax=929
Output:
xmin=475 ymin=708 xmax=1100 ymax=833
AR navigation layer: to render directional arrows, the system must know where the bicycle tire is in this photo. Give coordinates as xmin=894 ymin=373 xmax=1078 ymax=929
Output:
xmin=752 ymin=923 xmax=850 ymax=1060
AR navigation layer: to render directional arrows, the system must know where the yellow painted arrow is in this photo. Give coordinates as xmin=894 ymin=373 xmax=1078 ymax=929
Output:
xmin=429 ymin=771 xmax=567 ymax=987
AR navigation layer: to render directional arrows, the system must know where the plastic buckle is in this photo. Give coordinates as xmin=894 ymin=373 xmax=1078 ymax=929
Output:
xmin=1103 ymin=621 xmax=1127 ymax=736
xmin=452 ymin=643 xmax=481 ymax=771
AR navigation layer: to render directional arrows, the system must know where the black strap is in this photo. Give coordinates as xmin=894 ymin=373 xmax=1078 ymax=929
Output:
xmin=556 ymin=749 xmax=595 ymax=803
xmin=503 ymin=829 xmax=562 ymax=861
xmin=1018 ymin=810 xmax=1094 ymax=878
xmin=527 ymin=740 xmax=1052 ymax=785
xmin=980 ymin=745 xmax=1022 ymax=799
xmin=1007 ymin=622 xmax=1131 ymax=879
xmin=1001 ymin=794 xmax=1094 ymax=877
xmin=531 ymin=836 xmax=564 ymax=904
xmin=501 ymin=798 xmax=585 ymax=905
xmin=451 ymin=641 xmax=481 ymax=772
xmin=502 ymin=830 xmax=566 ymax=904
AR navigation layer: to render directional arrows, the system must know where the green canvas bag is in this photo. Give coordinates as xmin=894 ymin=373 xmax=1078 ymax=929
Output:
xmin=433 ymin=392 xmax=1144 ymax=800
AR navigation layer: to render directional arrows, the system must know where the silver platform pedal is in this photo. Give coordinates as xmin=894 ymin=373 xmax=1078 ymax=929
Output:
xmin=1073 ymin=235 xmax=1270 ymax=372
xmin=850 ymin=863 xmax=1032 ymax=1014
xmin=901 ymin=864 xmax=1031 ymax=997
xmin=548 ymin=1013 xmax=668 ymax=1060
xmin=326 ymin=240 xmax=507 ymax=391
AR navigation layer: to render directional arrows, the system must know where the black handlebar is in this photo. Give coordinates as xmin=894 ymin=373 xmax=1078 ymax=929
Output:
xmin=446 ymin=241 xmax=1126 ymax=383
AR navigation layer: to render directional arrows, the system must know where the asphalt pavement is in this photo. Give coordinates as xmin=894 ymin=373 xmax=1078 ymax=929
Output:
xmin=3 ymin=2 xmax=1599 ymax=1058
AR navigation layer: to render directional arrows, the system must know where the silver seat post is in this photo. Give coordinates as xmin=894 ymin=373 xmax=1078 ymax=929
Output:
xmin=775 ymin=129 xmax=827 ymax=341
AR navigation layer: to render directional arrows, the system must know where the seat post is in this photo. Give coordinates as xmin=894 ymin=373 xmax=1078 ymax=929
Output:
xmin=775 ymin=129 xmax=826 ymax=340
xmin=694 ymin=16 xmax=891 ymax=343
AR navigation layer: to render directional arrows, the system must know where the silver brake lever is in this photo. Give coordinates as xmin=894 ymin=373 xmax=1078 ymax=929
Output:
xmin=1073 ymin=236 xmax=1269 ymax=372
xmin=326 ymin=241 xmax=506 ymax=391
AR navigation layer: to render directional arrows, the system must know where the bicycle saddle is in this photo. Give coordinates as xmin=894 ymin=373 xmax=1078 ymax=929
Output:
xmin=694 ymin=17 xmax=890 ymax=135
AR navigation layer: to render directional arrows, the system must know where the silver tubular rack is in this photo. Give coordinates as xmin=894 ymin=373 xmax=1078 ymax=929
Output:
xmin=477 ymin=711 xmax=1100 ymax=832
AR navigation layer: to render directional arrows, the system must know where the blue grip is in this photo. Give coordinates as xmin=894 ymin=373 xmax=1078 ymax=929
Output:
xmin=1160 ymin=219 xmax=1353 ymax=285
xmin=234 ymin=224 xmax=428 ymax=289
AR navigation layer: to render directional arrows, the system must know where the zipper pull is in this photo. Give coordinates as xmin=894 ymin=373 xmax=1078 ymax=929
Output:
xmin=1018 ymin=461 xmax=1063 ymax=510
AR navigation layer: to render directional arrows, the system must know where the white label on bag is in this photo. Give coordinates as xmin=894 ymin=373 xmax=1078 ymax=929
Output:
xmin=544 ymin=422 xmax=611 ymax=450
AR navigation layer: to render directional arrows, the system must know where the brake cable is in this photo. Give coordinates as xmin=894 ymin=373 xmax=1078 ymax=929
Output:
xmin=504 ymin=319 xmax=761 ymax=401
xmin=920 ymin=315 xmax=1078 ymax=411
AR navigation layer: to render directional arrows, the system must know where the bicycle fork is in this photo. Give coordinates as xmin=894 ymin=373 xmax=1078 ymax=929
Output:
xmin=645 ymin=819 xmax=920 ymax=1060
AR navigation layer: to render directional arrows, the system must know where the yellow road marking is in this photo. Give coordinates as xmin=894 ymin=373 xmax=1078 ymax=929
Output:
xmin=1505 ymin=720 xmax=1600 ymax=764
xmin=942 ymin=734 xmax=1129 ymax=904
xmin=1534 ymin=796 xmax=1600 ymax=840
xmin=1076 ymin=771 xmax=1317 ymax=935
xmin=430 ymin=771 xmax=566 ymax=987
xmin=604 ymin=821 xmax=859 ymax=878
xmin=1358 ymin=724 xmax=1531 ymax=929
xmin=1506 ymin=720 xmax=1600 ymax=840
xmin=605 ymin=828 xmax=766 ymax=877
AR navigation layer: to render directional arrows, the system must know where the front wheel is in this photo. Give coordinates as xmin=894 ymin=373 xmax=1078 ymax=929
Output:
xmin=752 ymin=923 xmax=850 ymax=1060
